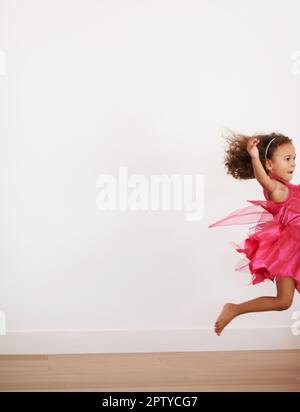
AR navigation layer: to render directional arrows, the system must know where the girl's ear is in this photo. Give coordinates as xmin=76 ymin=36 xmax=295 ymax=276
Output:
xmin=265 ymin=159 xmax=271 ymax=170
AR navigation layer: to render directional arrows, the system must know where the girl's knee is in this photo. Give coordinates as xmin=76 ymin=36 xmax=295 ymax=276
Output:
xmin=276 ymin=277 xmax=296 ymax=310
xmin=277 ymin=297 xmax=293 ymax=311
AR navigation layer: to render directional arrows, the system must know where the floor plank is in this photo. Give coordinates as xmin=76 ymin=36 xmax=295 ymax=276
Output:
xmin=0 ymin=350 xmax=299 ymax=391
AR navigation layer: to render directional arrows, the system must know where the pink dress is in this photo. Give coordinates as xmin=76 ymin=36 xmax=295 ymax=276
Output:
xmin=208 ymin=173 xmax=300 ymax=294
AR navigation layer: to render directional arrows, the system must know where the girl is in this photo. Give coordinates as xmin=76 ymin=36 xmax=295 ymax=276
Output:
xmin=209 ymin=131 xmax=299 ymax=336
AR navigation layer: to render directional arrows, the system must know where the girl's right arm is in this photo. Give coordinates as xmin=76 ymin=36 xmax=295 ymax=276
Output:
xmin=247 ymin=137 xmax=277 ymax=193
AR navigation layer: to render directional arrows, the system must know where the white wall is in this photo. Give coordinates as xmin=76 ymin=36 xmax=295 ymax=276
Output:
xmin=1 ymin=0 xmax=300 ymax=353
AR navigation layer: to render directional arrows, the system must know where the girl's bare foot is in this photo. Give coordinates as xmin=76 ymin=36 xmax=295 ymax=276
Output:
xmin=214 ymin=303 xmax=237 ymax=336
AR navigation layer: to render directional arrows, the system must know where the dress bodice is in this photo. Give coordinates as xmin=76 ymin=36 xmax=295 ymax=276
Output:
xmin=261 ymin=173 xmax=300 ymax=225
xmin=208 ymin=173 xmax=300 ymax=228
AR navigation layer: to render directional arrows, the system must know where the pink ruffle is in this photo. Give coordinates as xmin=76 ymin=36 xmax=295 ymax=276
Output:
xmin=209 ymin=198 xmax=300 ymax=294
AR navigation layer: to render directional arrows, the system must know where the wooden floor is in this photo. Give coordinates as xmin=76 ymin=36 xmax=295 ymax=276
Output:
xmin=0 ymin=349 xmax=300 ymax=392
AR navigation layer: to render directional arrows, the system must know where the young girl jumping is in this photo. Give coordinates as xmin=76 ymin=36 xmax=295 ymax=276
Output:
xmin=209 ymin=131 xmax=299 ymax=336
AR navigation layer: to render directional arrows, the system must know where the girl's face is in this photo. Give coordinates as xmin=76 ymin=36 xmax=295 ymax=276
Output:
xmin=267 ymin=143 xmax=296 ymax=181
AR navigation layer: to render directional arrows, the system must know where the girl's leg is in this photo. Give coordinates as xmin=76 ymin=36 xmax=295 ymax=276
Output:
xmin=214 ymin=276 xmax=296 ymax=336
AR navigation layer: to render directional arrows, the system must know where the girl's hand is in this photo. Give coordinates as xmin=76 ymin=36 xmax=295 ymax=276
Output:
xmin=247 ymin=137 xmax=260 ymax=159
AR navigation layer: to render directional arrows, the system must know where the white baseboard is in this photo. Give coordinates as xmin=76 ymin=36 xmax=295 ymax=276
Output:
xmin=0 ymin=328 xmax=299 ymax=354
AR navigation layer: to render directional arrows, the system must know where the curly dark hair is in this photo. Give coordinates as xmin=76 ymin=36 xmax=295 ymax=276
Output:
xmin=221 ymin=129 xmax=293 ymax=179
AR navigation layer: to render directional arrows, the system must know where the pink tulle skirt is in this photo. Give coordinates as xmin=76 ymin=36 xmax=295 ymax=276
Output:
xmin=209 ymin=200 xmax=300 ymax=294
